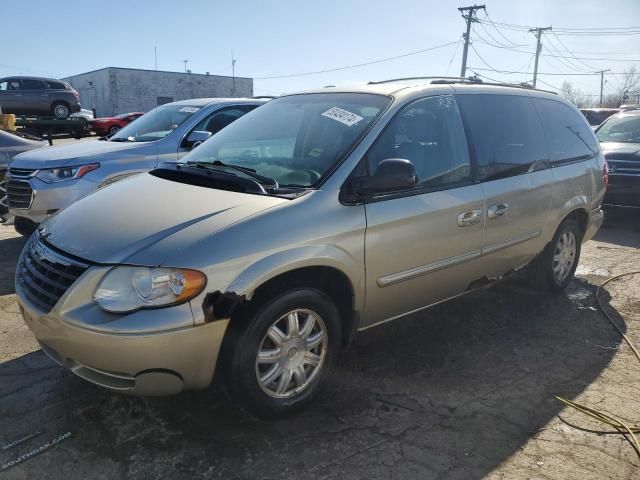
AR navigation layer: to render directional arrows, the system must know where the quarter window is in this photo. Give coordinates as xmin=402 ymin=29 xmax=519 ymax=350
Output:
xmin=365 ymin=95 xmax=471 ymax=189
xmin=534 ymin=99 xmax=598 ymax=163
xmin=456 ymin=94 xmax=547 ymax=180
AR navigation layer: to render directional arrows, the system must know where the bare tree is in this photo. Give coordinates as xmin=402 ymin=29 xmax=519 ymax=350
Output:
xmin=559 ymin=80 xmax=595 ymax=108
xmin=602 ymin=66 xmax=640 ymax=107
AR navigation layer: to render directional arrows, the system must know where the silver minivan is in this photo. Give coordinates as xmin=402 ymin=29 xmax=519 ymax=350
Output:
xmin=15 ymin=79 xmax=605 ymax=417
xmin=6 ymin=97 xmax=267 ymax=235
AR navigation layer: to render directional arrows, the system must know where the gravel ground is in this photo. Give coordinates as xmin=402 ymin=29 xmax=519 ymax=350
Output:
xmin=0 ymin=213 xmax=639 ymax=479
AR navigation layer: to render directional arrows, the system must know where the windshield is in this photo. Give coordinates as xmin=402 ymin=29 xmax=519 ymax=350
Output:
xmin=110 ymin=105 xmax=200 ymax=142
xmin=596 ymin=115 xmax=640 ymax=143
xmin=181 ymin=93 xmax=390 ymax=187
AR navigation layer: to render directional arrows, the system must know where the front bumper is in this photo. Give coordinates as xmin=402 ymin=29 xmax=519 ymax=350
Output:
xmin=16 ymin=263 xmax=229 ymax=396
xmin=604 ymin=175 xmax=640 ymax=208
xmin=8 ymin=176 xmax=99 ymax=223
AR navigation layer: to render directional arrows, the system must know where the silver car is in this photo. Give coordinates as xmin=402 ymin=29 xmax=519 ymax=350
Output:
xmin=6 ymin=97 xmax=267 ymax=235
xmin=15 ymin=79 xmax=606 ymax=417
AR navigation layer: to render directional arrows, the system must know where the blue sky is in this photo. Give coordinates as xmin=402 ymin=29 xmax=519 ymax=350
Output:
xmin=1 ymin=0 xmax=639 ymax=98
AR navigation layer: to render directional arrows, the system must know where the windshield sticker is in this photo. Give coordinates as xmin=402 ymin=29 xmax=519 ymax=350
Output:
xmin=179 ymin=107 xmax=199 ymax=113
xmin=321 ymin=107 xmax=364 ymax=127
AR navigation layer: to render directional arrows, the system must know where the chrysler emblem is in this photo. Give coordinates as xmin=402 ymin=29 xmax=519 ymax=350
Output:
xmin=38 ymin=224 xmax=52 ymax=239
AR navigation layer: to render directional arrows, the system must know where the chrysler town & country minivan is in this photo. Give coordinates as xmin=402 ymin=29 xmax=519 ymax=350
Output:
xmin=15 ymin=78 xmax=605 ymax=417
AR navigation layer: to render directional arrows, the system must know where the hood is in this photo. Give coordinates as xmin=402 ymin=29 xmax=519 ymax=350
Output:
xmin=601 ymin=142 xmax=640 ymax=158
xmin=9 ymin=139 xmax=153 ymax=169
xmin=43 ymin=173 xmax=287 ymax=264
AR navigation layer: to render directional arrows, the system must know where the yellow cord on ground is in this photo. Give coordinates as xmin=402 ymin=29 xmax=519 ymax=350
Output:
xmin=556 ymin=271 xmax=640 ymax=461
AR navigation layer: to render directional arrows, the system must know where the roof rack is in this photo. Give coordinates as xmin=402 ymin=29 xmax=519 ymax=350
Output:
xmin=368 ymin=76 xmax=557 ymax=95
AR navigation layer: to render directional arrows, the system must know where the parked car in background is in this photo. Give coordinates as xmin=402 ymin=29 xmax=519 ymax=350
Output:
xmin=90 ymin=112 xmax=144 ymax=137
xmin=6 ymin=97 xmax=268 ymax=235
xmin=14 ymin=80 xmax=605 ymax=417
xmin=580 ymin=108 xmax=620 ymax=130
xmin=596 ymin=108 xmax=640 ymax=208
xmin=619 ymin=104 xmax=640 ymax=111
xmin=0 ymin=129 xmax=45 ymax=222
xmin=0 ymin=76 xmax=81 ymax=119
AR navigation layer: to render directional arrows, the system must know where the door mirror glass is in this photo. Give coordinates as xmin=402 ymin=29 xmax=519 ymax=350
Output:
xmin=184 ymin=130 xmax=212 ymax=149
xmin=353 ymin=158 xmax=417 ymax=196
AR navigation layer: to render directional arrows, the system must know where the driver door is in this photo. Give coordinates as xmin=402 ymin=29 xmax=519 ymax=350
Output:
xmin=361 ymin=95 xmax=486 ymax=327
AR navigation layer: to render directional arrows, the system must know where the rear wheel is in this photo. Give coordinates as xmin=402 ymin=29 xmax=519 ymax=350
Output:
xmin=222 ymin=288 xmax=341 ymax=418
xmin=528 ymin=218 xmax=582 ymax=292
xmin=51 ymin=102 xmax=70 ymax=119
xmin=14 ymin=216 xmax=37 ymax=236
xmin=107 ymin=125 xmax=120 ymax=136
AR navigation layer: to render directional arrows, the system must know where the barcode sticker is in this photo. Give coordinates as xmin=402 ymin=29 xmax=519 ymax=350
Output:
xmin=321 ymin=107 xmax=364 ymax=127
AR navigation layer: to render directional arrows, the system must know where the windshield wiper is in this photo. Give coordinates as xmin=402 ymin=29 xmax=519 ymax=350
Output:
xmin=186 ymin=160 xmax=279 ymax=192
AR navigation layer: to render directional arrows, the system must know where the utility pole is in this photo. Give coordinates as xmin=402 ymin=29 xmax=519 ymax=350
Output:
xmin=154 ymin=46 xmax=158 ymax=70
xmin=529 ymin=26 xmax=552 ymax=89
xmin=596 ymin=69 xmax=610 ymax=106
xmin=458 ymin=4 xmax=485 ymax=78
xmin=181 ymin=59 xmax=189 ymax=73
xmin=231 ymin=50 xmax=236 ymax=95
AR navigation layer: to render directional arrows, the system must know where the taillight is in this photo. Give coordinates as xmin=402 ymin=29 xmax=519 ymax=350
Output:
xmin=603 ymin=161 xmax=609 ymax=189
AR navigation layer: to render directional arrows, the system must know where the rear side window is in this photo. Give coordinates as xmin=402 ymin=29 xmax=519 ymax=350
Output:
xmin=365 ymin=95 xmax=471 ymax=190
xmin=456 ymin=94 xmax=547 ymax=181
xmin=534 ymin=99 xmax=598 ymax=163
xmin=46 ymin=81 xmax=66 ymax=90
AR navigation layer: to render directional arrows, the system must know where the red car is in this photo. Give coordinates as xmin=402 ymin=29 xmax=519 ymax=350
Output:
xmin=90 ymin=112 xmax=144 ymax=136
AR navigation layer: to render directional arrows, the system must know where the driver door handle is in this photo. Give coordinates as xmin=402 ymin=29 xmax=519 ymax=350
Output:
xmin=487 ymin=203 xmax=509 ymax=219
xmin=457 ymin=209 xmax=482 ymax=227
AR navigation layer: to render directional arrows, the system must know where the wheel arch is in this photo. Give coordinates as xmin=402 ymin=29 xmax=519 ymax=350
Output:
xmin=212 ymin=246 xmax=363 ymax=346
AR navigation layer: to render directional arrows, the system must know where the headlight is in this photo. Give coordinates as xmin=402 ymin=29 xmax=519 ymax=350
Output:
xmin=35 ymin=163 xmax=99 ymax=183
xmin=93 ymin=267 xmax=206 ymax=313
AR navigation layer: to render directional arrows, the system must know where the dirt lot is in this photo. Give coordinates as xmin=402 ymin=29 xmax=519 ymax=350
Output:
xmin=1 ymin=214 xmax=639 ymax=479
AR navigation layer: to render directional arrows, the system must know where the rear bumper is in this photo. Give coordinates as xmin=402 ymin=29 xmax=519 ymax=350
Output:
xmin=583 ymin=207 xmax=604 ymax=242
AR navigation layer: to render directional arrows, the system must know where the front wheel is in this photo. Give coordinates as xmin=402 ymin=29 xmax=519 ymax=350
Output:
xmin=222 ymin=288 xmax=341 ymax=418
xmin=107 ymin=125 xmax=120 ymax=136
xmin=528 ymin=218 xmax=582 ymax=292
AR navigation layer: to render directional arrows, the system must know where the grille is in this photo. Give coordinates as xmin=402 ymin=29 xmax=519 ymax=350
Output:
xmin=607 ymin=159 xmax=640 ymax=176
xmin=7 ymin=168 xmax=36 ymax=209
xmin=7 ymin=180 xmax=33 ymax=209
xmin=17 ymin=236 xmax=88 ymax=312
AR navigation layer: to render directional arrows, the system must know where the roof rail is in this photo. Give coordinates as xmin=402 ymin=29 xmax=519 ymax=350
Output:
xmin=252 ymin=95 xmax=277 ymax=99
xmin=368 ymin=76 xmax=472 ymax=85
xmin=368 ymin=75 xmax=557 ymax=95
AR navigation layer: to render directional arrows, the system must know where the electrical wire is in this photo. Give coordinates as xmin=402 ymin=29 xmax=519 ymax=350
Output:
xmin=468 ymin=67 xmax=630 ymax=76
xmin=253 ymin=40 xmax=459 ymax=80
xmin=556 ymin=271 xmax=640 ymax=460
xmin=483 ymin=11 xmax=528 ymax=47
xmin=444 ymin=38 xmax=463 ymax=75
xmin=550 ymin=32 xmax=600 ymax=71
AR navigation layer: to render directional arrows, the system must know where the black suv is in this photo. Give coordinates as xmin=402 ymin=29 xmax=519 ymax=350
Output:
xmin=0 ymin=76 xmax=81 ymax=119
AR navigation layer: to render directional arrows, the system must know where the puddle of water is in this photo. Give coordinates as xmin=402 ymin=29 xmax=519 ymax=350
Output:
xmin=565 ymin=286 xmax=592 ymax=303
xmin=575 ymin=265 xmax=612 ymax=277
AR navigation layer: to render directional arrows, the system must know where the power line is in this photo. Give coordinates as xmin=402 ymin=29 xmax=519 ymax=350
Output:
xmin=476 ymin=19 xmax=640 ymax=34
xmin=253 ymin=40 xmax=459 ymax=80
xmin=483 ymin=11 xmax=527 ymax=47
xmin=445 ymin=37 xmax=464 ymax=75
xmin=468 ymin=66 xmax=630 ymax=76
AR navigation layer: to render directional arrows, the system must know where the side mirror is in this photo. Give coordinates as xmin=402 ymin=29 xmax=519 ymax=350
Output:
xmin=353 ymin=158 xmax=418 ymax=197
xmin=185 ymin=130 xmax=212 ymax=149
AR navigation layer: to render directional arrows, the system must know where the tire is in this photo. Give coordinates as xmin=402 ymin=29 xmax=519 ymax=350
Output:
xmin=528 ymin=218 xmax=582 ymax=292
xmin=51 ymin=102 xmax=70 ymax=119
xmin=107 ymin=125 xmax=120 ymax=136
xmin=14 ymin=216 xmax=37 ymax=237
xmin=222 ymin=288 xmax=342 ymax=418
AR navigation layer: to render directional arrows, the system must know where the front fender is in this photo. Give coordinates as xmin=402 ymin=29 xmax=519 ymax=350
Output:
xmin=226 ymin=244 xmax=364 ymax=311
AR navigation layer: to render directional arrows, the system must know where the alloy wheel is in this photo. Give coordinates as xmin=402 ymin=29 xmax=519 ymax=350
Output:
xmin=552 ymin=230 xmax=577 ymax=283
xmin=255 ymin=308 xmax=328 ymax=399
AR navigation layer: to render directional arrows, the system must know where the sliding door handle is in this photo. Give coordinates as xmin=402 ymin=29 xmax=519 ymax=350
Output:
xmin=487 ymin=203 xmax=509 ymax=219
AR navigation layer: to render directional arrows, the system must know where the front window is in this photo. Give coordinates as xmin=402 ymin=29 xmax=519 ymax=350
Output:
xmin=181 ymin=93 xmax=390 ymax=187
xmin=596 ymin=115 xmax=640 ymax=143
xmin=110 ymin=105 xmax=201 ymax=142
